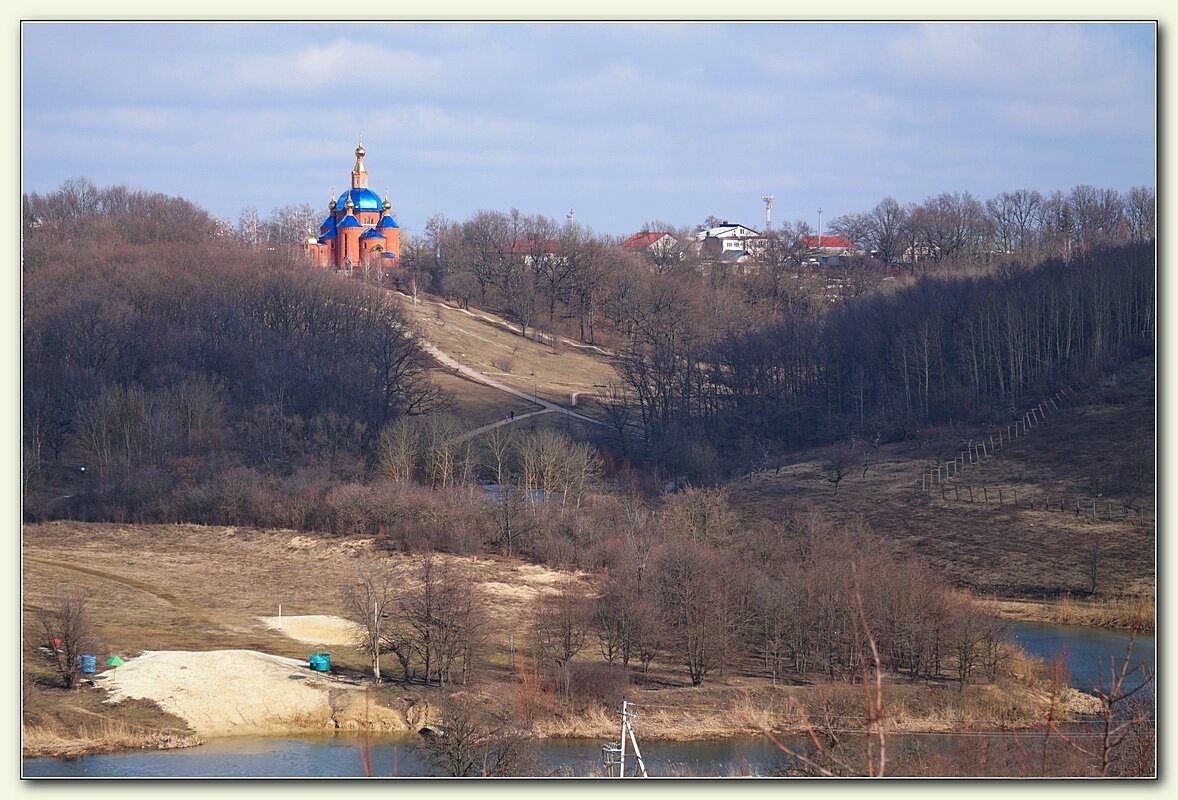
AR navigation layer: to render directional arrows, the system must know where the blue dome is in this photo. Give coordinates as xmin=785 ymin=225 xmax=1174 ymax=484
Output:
xmin=337 ymin=215 xmax=362 ymax=229
xmin=336 ymin=188 xmax=383 ymax=212
xmin=377 ymin=214 xmax=399 ymax=229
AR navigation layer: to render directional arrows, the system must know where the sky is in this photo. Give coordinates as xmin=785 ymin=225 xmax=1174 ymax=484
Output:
xmin=20 ymin=21 xmax=1157 ymax=238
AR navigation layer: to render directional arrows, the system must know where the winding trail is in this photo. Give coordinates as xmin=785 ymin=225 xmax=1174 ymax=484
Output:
xmin=413 ymin=336 xmax=604 ymax=433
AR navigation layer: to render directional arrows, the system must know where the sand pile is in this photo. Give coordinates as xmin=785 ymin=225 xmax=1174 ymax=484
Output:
xmin=259 ymin=614 xmax=358 ymax=646
xmin=102 ymin=650 xmax=422 ymax=737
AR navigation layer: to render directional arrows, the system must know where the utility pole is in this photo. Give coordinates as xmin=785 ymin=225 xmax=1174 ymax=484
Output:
xmin=817 ymin=207 xmax=823 ymax=249
xmin=601 ymin=699 xmax=648 ymax=777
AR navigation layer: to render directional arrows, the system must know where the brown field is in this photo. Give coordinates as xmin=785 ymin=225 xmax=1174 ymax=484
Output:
xmin=24 ymin=520 xmax=1096 ymax=758
xmin=726 ymin=355 xmax=1155 ymax=601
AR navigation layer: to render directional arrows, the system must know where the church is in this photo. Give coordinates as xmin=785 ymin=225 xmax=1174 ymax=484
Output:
xmin=304 ymin=140 xmax=401 ymax=270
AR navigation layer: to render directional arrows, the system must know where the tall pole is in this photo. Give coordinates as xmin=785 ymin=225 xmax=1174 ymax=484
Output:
xmin=618 ymin=699 xmax=627 ymax=778
xmin=817 ymin=207 xmax=823 ymax=249
xmin=762 ymin=194 xmax=774 ymax=230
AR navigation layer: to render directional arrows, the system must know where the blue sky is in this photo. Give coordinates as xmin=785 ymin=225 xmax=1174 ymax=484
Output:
xmin=20 ymin=21 xmax=1156 ymax=237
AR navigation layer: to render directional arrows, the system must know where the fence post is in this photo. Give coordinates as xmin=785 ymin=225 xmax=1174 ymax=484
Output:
xmin=941 ymin=485 xmax=946 ymax=500
xmin=983 ymin=487 xmax=988 ymax=504
xmin=999 ymin=488 xmax=1003 ymax=505
xmin=1092 ymin=500 xmax=1097 ymax=518
xmin=968 ymin=486 xmax=973 ymax=502
xmin=954 ymin=486 xmax=959 ymax=501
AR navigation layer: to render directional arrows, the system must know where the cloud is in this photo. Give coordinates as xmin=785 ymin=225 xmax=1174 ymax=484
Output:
xmin=227 ymin=39 xmax=447 ymax=93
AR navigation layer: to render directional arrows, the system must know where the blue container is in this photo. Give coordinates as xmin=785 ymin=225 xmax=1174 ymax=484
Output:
xmin=308 ymin=653 xmax=331 ymax=672
xmin=76 ymin=655 xmax=96 ymax=674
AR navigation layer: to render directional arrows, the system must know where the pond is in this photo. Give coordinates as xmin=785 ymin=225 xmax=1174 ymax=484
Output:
xmin=1006 ymin=621 xmax=1154 ymax=693
xmin=22 ymin=734 xmax=795 ymax=778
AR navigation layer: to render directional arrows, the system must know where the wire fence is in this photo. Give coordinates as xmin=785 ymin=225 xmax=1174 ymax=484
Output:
xmin=917 ymin=382 xmax=1151 ymax=522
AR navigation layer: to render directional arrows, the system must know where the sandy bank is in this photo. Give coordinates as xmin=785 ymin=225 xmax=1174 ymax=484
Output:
xmin=101 ymin=650 xmax=429 ymax=737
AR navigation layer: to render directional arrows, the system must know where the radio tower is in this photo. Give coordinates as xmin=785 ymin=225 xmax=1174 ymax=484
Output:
xmin=762 ymin=195 xmax=774 ymax=230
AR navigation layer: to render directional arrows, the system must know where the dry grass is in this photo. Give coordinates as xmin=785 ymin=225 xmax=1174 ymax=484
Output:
xmin=726 ymin=354 xmax=1155 ymax=600
xmin=394 ymin=291 xmax=617 ymax=414
xmin=426 ymin=367 xmax=537 ymax=428
xmin=23 ymin=718 xmax=201 ymax=759
xmin=982 ymin=594 xmax=1155 ymax=632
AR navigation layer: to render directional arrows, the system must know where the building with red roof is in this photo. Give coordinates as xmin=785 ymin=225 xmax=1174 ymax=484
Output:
xmin=798 ymin=235 xmax=856 ymax=251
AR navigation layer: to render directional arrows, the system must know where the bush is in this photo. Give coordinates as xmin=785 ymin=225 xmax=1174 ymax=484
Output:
xmin=568 ymin=662 xmax=629 ymax=712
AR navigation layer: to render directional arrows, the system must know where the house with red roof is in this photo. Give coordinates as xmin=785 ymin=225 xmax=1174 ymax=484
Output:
xmin=622 ymin=230 xmax=676 ymax=251
xmin=798 ymin=234 xmax=857 ymax=266
xmin=622 ymin=230 xmax=679 ymax=265
xmin=505 ymin=238 xmax=566 ymax=269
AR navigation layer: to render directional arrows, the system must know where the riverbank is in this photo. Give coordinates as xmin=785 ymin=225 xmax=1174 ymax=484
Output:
xmin=982 ymin=594 xmax=1154 ymax=632
xmin=22 ymin=641 xmax=1101 ymax=762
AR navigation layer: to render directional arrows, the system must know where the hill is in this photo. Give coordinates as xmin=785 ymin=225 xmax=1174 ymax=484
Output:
xmin=726 ymin=354 xmax=1155 ymax=601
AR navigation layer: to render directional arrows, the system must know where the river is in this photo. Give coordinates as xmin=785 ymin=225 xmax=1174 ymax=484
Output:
xmin=23 ymin=622 xmax=1155 ymax=778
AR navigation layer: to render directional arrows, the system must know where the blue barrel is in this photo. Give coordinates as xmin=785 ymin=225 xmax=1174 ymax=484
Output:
xmin=308 ymin=653 xmax=331 ymax=672
xmin=76 ymin=655 xmax=96 ymax=674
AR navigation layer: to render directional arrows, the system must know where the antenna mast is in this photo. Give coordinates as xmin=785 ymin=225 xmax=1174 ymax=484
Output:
xmin=762 ymin=194 xmax=774 ymax=230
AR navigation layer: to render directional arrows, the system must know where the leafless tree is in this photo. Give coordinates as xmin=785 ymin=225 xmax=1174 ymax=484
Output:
xmin=418 ymin=693 xmax=541 ymax=776
xmin=398 ymin=554 xmax=485 ymax=687
xmin=660 ymin=485 xmax=738 ymax=546
xmin=530 ymin=580 xmax=591 ymax=700
xmin=345 ymin=562 xmax=399 ymax=686
xmin=376 ymin=416 xmax=423 ymax=484
xmin=819 ymin=446 xmax=854 ymax=495
xmin=33 ymin=594 xmax=101 ymax=689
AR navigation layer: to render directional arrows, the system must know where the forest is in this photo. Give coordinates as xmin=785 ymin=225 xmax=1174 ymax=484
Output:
xmin=23 ymin=179 xmax=1156 ymax=501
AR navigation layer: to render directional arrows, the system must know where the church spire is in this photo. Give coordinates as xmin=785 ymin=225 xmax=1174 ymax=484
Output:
xmin=351 ymin=136 xmax=369 ymax=189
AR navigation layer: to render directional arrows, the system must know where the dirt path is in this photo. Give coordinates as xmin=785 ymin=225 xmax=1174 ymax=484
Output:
xmin=413 ymin=334 xmax=605 ymax=429
xmin=455 ymin=408 xmax=556 ymax=442
xmin=24 ymin=556 xmax=211 ymax=620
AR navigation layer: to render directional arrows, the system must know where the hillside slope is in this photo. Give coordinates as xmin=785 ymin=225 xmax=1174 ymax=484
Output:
xmin=727 ymin=355 xmax=1155 ymax=599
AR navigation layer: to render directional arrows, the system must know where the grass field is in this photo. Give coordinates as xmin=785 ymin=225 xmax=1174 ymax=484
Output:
xmin=394 ymin=290 xmax=618 ymax=419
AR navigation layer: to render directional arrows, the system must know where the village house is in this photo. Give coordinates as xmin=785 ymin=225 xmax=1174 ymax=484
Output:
xmin=694 ymin=222 xmax=765 ymax=262
xmin=798 ymin=234 xmax=857 ymax=267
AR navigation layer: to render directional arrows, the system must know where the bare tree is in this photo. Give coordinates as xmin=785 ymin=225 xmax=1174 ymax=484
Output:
xmin=530 ymin=580 xmax=591 ymax=700
xmin=399 ymin=554 xmax=486 ymax=687
xmin=819 ymin=446 xmax=854 ymax=495
xmin=376 ymin=416 xmax=423 ymax=484
xmin=345 ymin=563 xmax=399 ymax=686
xmin=33 ymin=594 xmax=100 ymax=689
xmin=418 ymin=693 xmax=541 ymax=776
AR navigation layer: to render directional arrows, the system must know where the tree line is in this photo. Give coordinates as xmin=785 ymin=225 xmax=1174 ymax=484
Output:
xmin=608 ymin=241 xmax=1154 ymax=478
xmin=22 ymin=181 xmax=440 ymax=518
